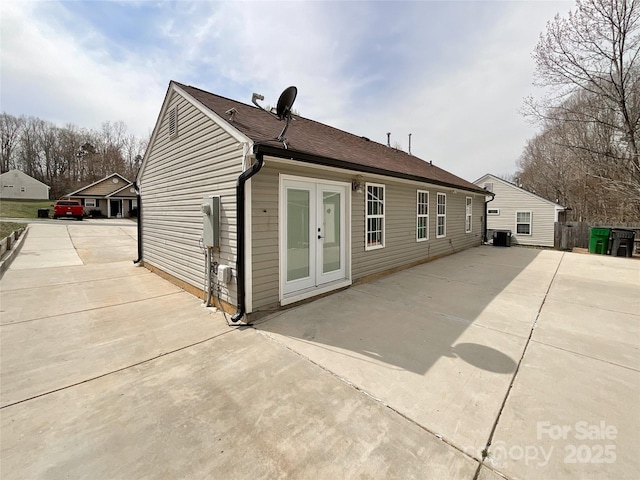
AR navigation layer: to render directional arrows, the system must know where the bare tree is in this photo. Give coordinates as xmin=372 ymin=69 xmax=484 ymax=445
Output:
xmin=525 ymin=0 xmax=640 ymax=185
xmin=0 ymin=113 xmax=23 ymax=173
xmin=517 ymin=99 xmax=640 ymax=222
xmin=1 ymin=111 xmax=147 ymax=198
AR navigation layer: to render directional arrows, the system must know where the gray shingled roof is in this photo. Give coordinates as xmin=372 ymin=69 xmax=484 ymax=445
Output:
xmin=175 ymin=81 xmax=487 ymax=194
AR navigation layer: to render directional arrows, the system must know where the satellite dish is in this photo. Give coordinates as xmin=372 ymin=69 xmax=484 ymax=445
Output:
xmin=250 ymin=86 xmax=298 ymax=148
xmin=275 ymin=86 xmax=297 ymax=120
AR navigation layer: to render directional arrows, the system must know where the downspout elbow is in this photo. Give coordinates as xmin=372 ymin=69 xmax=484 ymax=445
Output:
xmin=483 ymin=193 xmax=495 ymax=244
xmin=230 ymin=147 xmax=264 ymax=323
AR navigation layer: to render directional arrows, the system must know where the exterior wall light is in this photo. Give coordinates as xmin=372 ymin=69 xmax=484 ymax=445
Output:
xmin=352 ymin=175 xmax=364 ymax=194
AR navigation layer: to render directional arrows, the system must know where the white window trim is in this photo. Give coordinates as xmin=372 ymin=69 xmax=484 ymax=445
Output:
xmin=465 ymin=196 xmax=472 ymax=233
xmin=487 ymin=208 xmax=500 ymax=216
xmin=515 ymin=211 xmax=532 ymax=236
xmin=169 ymin=105 xmax=178 ymax=139
xmin=85 ymin=198 xmax=96 ymax=208
xmin=436 ymin=192 xmax=446 ymax=238
xmin=416 ymin=190 xmax=429 ymax=242
xmin=365 ymin=182 xmax=385 ymax=251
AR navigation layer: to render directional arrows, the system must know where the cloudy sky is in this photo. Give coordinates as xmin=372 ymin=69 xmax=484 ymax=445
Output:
xmin=1 ymin=0 xmax=574 ymax=182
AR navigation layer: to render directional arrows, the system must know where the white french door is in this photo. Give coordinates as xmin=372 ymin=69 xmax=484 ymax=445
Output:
xmin=281 ymin=177 xmax=348 ymax=300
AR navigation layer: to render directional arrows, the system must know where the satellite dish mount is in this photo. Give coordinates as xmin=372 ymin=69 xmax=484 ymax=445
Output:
xmin=251 ymin=86 xmax=298 ymax=147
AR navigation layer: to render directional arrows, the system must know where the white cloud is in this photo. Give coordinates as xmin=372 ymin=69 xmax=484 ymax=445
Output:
xmin=343 ymin=1 xmax=573 ymax=181
xmin=1 ymin=1 xmax=166 ymax=137
xmin=0 ymin=0 xmax=574 ymax=182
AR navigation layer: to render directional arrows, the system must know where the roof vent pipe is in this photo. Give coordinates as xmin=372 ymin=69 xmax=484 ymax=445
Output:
xmin=225 ymin=108 xmax=238 ymax=122
xmin=408 ymin=133 xmax=412 ymax=155
xmin=251 ymin=93 xmax=264 ymax=109
xmin=386 ymin=132 xmax=391 ymax=147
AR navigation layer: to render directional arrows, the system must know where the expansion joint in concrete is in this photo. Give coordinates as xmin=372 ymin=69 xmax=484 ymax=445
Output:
xmin=0 ymin=328 xmax=236 ymax=410
xmin=0 ymin=291 xmax=184 ymax=327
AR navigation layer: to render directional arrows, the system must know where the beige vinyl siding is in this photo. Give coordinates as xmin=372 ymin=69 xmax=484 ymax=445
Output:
xmin=251 ymin=159 xmax=484 ymax=311
xmin=251 ymin=162 xmax=363 ymax=309
xmin=139 ymin=90 xmax=244 ymax=304
xmin=477 ymin=175 xmax=559 ymax=247
xmin=110 ymin=186 xmax=136 ymax=197
xmin=81 ymin=177 xmax=127 ymax=196
xmin=352 ymin=186 xmax=482 ymax=280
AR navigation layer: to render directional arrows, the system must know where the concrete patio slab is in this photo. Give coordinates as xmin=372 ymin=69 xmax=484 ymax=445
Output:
xmin=258 ymin=297 xmax=526 ymax=458
xmin=0 ymin=270 xmax=182 ymax=325
xmin=354 ymin=271 xmax=544 ymax=339
xmin=556 ymin=251 xmax=640 ymax=285
xmin=0 ymin=261 xmax=149 ymax=291
xmin=534 ymin=298 xmax=639 ymax=370
xmin=2 ymin=221 xmax=639 ymax=480
xmin=67 ymin=224 xmax=137 ymax=264
xmin=547 ymin=254 xmax=640 ymax=316
xmin=0 ymin=329 xmax=479 ymax=479
xmin=256 ymin=248 xmax=565 ymax=457
xmin=0 ymin=291 xmax=225 ymax=407
xmin=8 ymin=224 xmax=83 ymax=269
xmin=256 ymin=247 xmax=640 ymax=478
xmin=487 ymin=343 xmax=640 ymax=479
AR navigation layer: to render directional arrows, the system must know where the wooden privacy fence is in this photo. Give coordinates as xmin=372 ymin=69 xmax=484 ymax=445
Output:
xmin=555 ymin=222 xmax=640 ymax=251
xmin=555 ymin=222 xmax=591 ymax=250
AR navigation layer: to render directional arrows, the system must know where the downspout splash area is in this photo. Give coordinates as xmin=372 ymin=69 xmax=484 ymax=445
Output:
xmin=230 ymin=147 xmax=265 ymax=323
xmin=133 ymin=182 xmax=142 ymax=264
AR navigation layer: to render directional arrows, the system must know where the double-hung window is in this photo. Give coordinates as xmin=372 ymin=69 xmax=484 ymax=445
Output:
xmin=85 ymin=198 xmax=96 ymax=208
xmin=465 ymin=197 xmax=472 ymax=233
xmin=516 ymin=211 xmax=532 ymax=235
xmin=417 ymin=190 xmax=429 ymax=241
xmin=436 ymin=193 xmax=446 ymax=238
xmin=366 ymin=183 xmax=385 ymax=250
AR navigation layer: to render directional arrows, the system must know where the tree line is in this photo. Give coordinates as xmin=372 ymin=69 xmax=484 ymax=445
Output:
xmin=0 ymin=113 xmax=148 ymax=199
xmin=517 ymin=0 xmax=640 ymax=223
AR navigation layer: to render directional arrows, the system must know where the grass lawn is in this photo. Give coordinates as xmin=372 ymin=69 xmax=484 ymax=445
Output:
xmin=0 ymin=199 xmax=54 ymax=218
xmin=0 ymin=200 xmax=50 ymax=241
xmin=0 ymin=221 xmax=27 ymax=241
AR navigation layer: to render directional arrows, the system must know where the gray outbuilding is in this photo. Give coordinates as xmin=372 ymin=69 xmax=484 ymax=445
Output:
xmin=0 ymin=170 xmax=50 ymax=200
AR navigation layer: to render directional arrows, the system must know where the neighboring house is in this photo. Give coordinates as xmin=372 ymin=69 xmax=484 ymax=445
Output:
xmin=137 ymin=81 xmax=489 ymax=320
xmin=66 ymin=173 xmax=137 ymax=218
xmin=474 ymin=174 xmax=566 ymax=247
xmin=0 ymin=170 xmax=50 ymax=200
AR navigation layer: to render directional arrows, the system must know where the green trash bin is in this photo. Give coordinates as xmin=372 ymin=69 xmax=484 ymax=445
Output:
xmin=589 ymin=227 xmax=610 ymax=254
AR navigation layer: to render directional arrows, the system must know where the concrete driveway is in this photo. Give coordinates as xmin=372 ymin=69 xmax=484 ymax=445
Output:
xmin=1 ymin=221 xmax=638 ymax=479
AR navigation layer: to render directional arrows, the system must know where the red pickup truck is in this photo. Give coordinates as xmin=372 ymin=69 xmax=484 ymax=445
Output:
xmin=53 ymin=200 xmax=84 ymax=221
